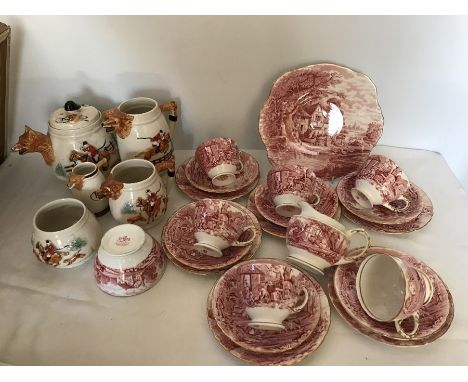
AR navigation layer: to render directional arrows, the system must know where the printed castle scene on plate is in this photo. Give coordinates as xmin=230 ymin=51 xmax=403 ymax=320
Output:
xmin=260 ymin=63 xmax=383 ymax=179
xmin=211 ymin=259 xmax=325 ymax=357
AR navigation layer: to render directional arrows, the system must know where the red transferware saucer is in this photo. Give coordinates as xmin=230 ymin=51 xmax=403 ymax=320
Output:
xmin=162 ymin=200 xmax=261 ymax=273
xmin=328 ymin=246 xmax=454 ymax=346
xmin=259 ymin=63 xmax=383 ymax=180
xmin=247 ymin=190 xmax=287 ymax=238
xmin=211 ymin=259 xmax=323 ymax=354
xmin=337 ymin=172 xmax=426 ymax=225
xmin=176 ymin=158 xmax=259 ymax=201
xmin=207 ymin=273 xmax=330 ymax=365
xmin=185 ymin=151 xmax=259 ymax=193
xmin=342 ymin=190 xmax=433 ymax=234
xmin=254 ymin=182 xmax=338 ymax=228
xmin=161 ymin=239 xmax=256 ymax=276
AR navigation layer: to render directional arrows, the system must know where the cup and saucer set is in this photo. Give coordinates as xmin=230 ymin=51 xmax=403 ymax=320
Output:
xmin=161 ymin=198 xmax=262 ymax=275
xmin=175 ymin=137 xmax=260 ymax=201
xmin=337 ymin=154 xmax=434 ymax=234
xmin=12 ymin=64 xmax=453 ymax=366
xmin=247 ymin=165 xmax=341 ymax=238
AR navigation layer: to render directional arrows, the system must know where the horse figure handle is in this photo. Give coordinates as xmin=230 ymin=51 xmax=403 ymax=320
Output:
xmin=93 ymin=174 xmax=124 ymax=200
xmin=159 ymin=101 xmax=178 ymax=136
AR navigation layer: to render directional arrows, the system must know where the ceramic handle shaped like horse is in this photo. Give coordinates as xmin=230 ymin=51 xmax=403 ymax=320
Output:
xmin=159 ymin=101 xmax=178 ymax=137
xmin=11 ymin=126 xmax=55 ymax=166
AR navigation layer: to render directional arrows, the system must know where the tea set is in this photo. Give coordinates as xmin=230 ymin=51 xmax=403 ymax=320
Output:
xmin=11 ymin=63 xmax=453 ymax=366
xmin=176 ymin=137 xmax=260 ymax=200
xmin=162 ymin=199 xmax=262 ymax=274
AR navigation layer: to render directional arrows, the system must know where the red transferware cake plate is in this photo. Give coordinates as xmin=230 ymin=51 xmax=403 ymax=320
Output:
xmin=259 ymin=63 xmax=383 ymax=180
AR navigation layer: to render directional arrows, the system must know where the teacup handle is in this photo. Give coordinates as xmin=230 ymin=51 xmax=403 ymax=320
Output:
xmin=291 ymin=287 xmax=309 ymax=313
xmin=234 ymin=160 xmax=244 ymax=174
xmin=382 ymin=195 xmax=410 ymax=212
xmin=395 ymin=312 xmax=419 ymax=339
xmin=342 ymin=228 xmax=371 ymax=261
xmin=231 ymin=226 xmax=256 ymax=247
xmin=310 ymin=193 xmax=321 ymax=207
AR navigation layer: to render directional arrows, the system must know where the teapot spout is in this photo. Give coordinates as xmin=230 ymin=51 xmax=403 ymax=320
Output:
xmin=11 ymin=125 xmax=55 ymax=166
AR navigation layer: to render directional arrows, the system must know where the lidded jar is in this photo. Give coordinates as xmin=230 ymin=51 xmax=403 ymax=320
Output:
xmin=11 ymin=100 xmax=121 ymax=182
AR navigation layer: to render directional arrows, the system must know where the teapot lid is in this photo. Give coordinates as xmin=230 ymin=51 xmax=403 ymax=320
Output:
xmin=49 ymin=100 xmax=101 ymax=131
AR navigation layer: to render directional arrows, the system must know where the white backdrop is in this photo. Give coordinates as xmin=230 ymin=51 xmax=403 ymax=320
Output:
xmin=3 ymin=16 xmax=468 ymax=188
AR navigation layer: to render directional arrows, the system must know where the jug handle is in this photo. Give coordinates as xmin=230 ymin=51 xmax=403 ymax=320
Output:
xmin=68 ymin=174 xmax=85 ymax=191
xmin=155 ymin=156 xmax=176 ymax=194
xmin=91 ymin=174 xmax=124 ymax=201
xmin=159 ymin=101 xmax=178 ymax=136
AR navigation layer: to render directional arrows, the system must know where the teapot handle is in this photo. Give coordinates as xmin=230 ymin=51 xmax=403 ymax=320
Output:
xmin=159 ymin=101 xmax=178 ymax=136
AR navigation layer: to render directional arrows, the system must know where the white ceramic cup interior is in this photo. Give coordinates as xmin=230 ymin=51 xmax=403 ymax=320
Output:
xmin=119 ymin=97 xmax=158 ymax=115
xmin=111 ymin=159 xmax=155 ymax=185
xmin=358 ymin=254 xmax=406 ymax=321
xmin=208 ymin=163 xmax=238 ymax=187
xmin=34 ymin=198 xmax=86 ymax=233
xmin=72 ymin=162 xmax=98 ymax=177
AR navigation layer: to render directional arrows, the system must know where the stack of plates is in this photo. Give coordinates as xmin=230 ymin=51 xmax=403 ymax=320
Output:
xmin=175 ymin=152 xmax=260 ymax=201
xmin=327 ymin=247 xmax=454 ymax=346
xmin=207 ymin=259 xmax=330 ymax=365
xmin=161 ymin=200 xmax=262 ymax=275
xmin=337 ymin=173 xmax=434 ymax=234
xmin=246 ymin=181 xmax=340 ymax=238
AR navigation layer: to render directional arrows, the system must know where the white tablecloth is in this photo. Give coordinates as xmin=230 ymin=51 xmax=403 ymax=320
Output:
xmin=0 ymin=146 xmax=467 ymax=365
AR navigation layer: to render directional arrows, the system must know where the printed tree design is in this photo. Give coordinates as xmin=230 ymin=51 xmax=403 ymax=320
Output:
xmin=109 ymin=132 xmax=118 ymax=151
xmin=121 ymin=201 xmax=138 ymax=214
xmin=55 ymin=163 xmax=68 ymax=178
xmin=266 ymin=69 xmax=346 ymax=143
xmin=68 ymin=237 xmax=87 ymax=251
